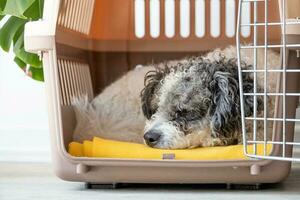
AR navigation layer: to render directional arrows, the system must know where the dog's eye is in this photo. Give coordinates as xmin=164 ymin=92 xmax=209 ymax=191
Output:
xmin=185 ymin=112 xmax=199 ymax=121
xmin=174 ymin=109 xmax=187 ymax=117
xmin=197 ymin=108 xmax=207 ymax=118
xmin=175 ymin=109 xmax=199 ymax=121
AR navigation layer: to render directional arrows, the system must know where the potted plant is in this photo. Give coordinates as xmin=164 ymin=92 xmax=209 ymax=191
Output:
xmin=0 ymin=0 xmax=44 ymax=81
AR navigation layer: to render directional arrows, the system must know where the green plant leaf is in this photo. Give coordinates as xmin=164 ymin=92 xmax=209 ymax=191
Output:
xmin=38 ymin=0 xmax=44 ymax=18
xmin=23 ymin=0 xmax=44 ymax=20
xmin=0 ymin=0 xmax=6 ymax=13
xmin=0 ymin=0 xmax=44 ymax=82
xmin=1 ymin=0 xmax=35 ymax=19
xmin=30 ymin=66 xmax=44 ymax=81
xmin=14 ymin=32 xmax=42 ymax=68
xmin=15 ymin=57 xmax=44 ymax=82
xmin=0 ymin=16 xmax=26 ymax=52
xmin=16 ymin=48 xmax=42 ymax=68
xmin=14 ymin=56 xmax=26 ymax=69
xmin=13 ymin=24 xmax=24 ymax=44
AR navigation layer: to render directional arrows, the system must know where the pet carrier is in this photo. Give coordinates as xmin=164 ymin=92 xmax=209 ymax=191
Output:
xmin=24 ymin=0 xmax=300 ymax=185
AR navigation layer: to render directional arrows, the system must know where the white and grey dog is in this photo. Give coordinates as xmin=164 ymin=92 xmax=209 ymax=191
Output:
xmin=72 ymin=46 xmax=280 ymax=149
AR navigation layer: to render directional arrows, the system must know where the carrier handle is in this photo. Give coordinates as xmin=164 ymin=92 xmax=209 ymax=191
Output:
xmin=24 ymin=0 xmax=61 ymax=54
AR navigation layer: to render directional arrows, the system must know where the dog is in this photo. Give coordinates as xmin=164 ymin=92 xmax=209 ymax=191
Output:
xmin=72 ymin=46 xmax=280 ymax=149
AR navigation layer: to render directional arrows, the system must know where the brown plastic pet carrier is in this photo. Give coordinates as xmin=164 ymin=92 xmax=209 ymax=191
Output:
xmin=24 ymin=0 xmax=300 ymax=186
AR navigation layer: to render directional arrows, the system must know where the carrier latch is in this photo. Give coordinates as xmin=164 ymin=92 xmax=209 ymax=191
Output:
xmin=162 ymin=153 xmax=176 ymax=160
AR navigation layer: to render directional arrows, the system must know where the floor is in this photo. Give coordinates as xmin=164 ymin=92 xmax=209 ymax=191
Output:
xmin=1 ymin=162 xmax=300 ymax=200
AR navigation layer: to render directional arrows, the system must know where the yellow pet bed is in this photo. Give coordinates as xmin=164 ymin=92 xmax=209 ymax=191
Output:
xmin=68 ymin=137 xmax=272 ymax=160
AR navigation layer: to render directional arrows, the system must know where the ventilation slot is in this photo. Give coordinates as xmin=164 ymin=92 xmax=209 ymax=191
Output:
xmin=241 ymin=1 xmax=251 ymax=37
xmin=57 ymin=59 xmax=93 ymax=106
xmin=134 ymin=0 xmax=245 ymax=38
xmin=195 ymin=0 xmax=205 ymax=38
xmin=210 ymin=0 xmax=220 ymax=38
xmin=58 ymin=0 xmax=95 ymax=34
xmin=165 ymin=0 xmax=175 ymax=38
xmin=180 ymin=0 xmax=191 ymax=38
xmin=150 ymin=0 xmax=161 ymax=38
xmin=225 ymin=0 xmax=236 ymax=38
xmin=135 ymin=0 xmax=146 ymax=38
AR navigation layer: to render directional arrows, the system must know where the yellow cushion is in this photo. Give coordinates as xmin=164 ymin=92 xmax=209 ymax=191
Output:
xmin=68 ymin=137 xmax=272 ymax=160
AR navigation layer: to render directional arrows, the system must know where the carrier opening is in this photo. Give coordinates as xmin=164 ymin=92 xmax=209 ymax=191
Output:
xmin=50 ymin=0 xmax=300 ymax=163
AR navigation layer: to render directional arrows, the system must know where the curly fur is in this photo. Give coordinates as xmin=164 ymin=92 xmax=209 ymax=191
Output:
xmin=72 ymin=46 xmax=280 ymax=149
xmin=141 ymin=58 xmax=261 ymax=148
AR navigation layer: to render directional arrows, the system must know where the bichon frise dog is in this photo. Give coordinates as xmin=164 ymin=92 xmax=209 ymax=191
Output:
xmin=72 ymin=46 xmax=280 ymax=149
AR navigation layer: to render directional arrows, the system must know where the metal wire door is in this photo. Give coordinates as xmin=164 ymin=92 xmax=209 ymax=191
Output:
xmin=236 ymin=0 xmax=300 ymax=161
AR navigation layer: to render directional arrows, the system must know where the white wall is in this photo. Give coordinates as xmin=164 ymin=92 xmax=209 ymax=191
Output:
xmin=0 ymin=49 xmax=51 ymax=162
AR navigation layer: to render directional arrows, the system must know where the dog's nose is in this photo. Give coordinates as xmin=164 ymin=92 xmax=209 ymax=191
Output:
xmin=144 ymin=131 xmax=161 ymax=147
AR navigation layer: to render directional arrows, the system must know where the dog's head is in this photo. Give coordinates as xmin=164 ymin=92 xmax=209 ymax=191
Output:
xmin=141 ymin=58 xmax=258 ymax=149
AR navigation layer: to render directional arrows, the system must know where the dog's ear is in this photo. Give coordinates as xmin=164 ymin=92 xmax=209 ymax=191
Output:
xmin=141 ymin=69 xmax=165 ymax=119
xmin=241 ymin=71 xmax=263 ymax=117
xmin=210 ymin=70 xmax=240 ymax=137
xmin=210 ymin=62 xmax=261 ymax=137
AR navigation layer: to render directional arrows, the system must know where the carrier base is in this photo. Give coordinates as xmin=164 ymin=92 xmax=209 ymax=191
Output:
xmin=85 ymin=182 xmax=120 ymax=189
xmin=84 ymin=182 xmax=277 ymax=190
